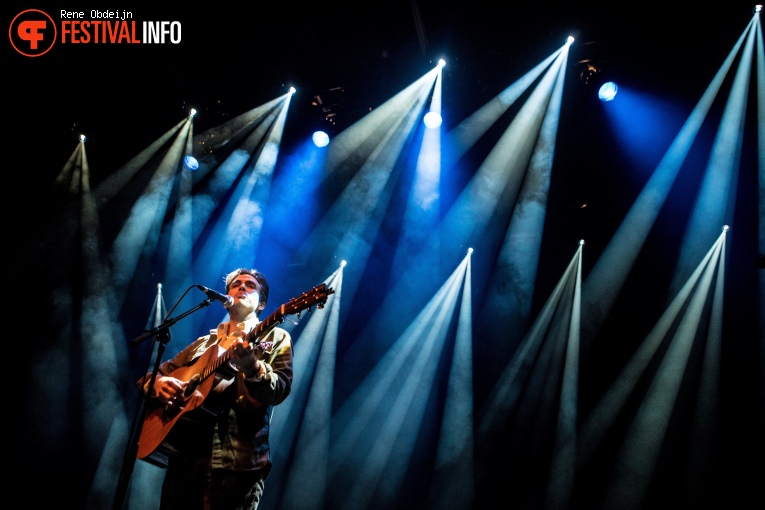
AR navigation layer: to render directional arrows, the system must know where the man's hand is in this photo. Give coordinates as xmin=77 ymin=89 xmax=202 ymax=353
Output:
xmin=154 ymin=375 xmax=188 ymax=406
xmin=230 ymin=338 xmax=264 ymax=378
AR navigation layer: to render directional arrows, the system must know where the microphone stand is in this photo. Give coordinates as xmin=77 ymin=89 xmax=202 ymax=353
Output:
xmin=112 ymin=297 xmax=216 ymax=510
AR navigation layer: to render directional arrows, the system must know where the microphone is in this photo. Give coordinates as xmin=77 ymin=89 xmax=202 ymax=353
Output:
xmin=196 ymin=284 xmax=234 ymax=308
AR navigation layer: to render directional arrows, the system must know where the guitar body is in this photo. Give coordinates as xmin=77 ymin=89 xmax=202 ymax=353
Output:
xmin=136 ymin=344 xmax=224 ymax=461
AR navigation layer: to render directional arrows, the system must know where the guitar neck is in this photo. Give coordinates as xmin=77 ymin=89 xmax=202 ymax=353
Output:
xmin=198 ymin=348 xmax=233 ymax=382
xmin=197 ymin=311 xmax=285 ymax=382
xmin=247 ymin=309 xmax=285 ymax=344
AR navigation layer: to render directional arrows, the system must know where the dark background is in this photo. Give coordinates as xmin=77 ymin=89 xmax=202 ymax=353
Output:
xmin=5 ymin=2 xmax=763 ymax=509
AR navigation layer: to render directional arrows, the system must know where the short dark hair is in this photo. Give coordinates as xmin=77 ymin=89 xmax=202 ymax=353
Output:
xmin=224 ymin=268 xmax=269 ymax=316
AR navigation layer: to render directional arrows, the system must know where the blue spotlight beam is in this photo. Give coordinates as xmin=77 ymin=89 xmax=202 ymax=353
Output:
xmin=428 ymin=254 xmax=475 ymax=509
xmin=479 ymin=44 xmax=570 ymax=348
xmin=108 ymin=121 xmax=191 ymax=314
xmin=272 ymin=270 xmax=342 ymax=510
xmin=476 ymin=243 xmax=582 ymax=453
xmin=581 ymin=20 xmax=753 ymax=339
xmin=575 ymin=233 xmax=725 ymax=471
xmin=670 ymin=19 xmax=757 ymax=296
xmin=600 ymin=232 xmax=724 ymax=510
xmin=327 ymin=260 xmax=467 ymax=510
xmin=443 ymin=47 xmax=564 ymax=165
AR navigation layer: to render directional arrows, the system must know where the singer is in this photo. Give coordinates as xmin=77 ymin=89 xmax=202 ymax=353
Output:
xmin=136 ymin=268 xmax=293 ymax=510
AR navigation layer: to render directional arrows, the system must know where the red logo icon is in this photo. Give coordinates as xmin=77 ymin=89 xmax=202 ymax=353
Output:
xmin=9 ymin=9 xmax=57 ymax=57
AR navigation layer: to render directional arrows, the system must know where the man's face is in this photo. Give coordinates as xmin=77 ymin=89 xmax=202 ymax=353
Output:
xmin=228 ymin=274 xmax=262 ymax=311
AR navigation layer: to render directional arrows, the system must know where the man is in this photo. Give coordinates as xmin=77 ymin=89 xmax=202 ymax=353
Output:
xmin=138 ymin=268 xmax=293 ymax=510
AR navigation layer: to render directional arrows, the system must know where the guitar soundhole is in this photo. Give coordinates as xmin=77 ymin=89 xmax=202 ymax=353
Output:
xmin=163 ymin=405 xmax=182 ymax=419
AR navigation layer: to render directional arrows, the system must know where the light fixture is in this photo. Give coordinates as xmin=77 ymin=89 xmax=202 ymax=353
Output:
xmin=579 ymin=62 xmax=600 ymax=85
xmin=423 ymin=111 xmax=442 ymax=129
xmin=578 ymin=61 xmax=618 ymax=101
xmin=598 ymin=81 xmax=618 ymax=101
xmin=189 ymin=108 xmax=197 ymax=118
xmin=312 ymin=86 xmax=345 ymax=138
xmin=312 ymin=130 xmax=330 ymax=148
xmin=79 ymin=134 xmax=86 ymax=142
xmin=578 ymin=47 xmax=618 ymax=101
xmin=183 ymin=155 xmax=199 ymax=170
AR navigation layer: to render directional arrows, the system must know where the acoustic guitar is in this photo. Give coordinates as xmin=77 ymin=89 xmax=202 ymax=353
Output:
xmin=136 ymin=283 xmax=334 ymax=465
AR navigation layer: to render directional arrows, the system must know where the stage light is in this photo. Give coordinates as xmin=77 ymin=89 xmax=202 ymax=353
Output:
xmin=579 ymin=63 xmax=599 ymax=85
xmin=289 ymin=86 xmax=296 ymax=94
xmin=311 ymin=86 xmax=345 ymax=141
xmin=598 ymin=81 xmax=618 ymax=101
xmin=340 ymin=260 xmax=347 ymax=267
xmin=189 ymin=108 xmax=197 ymax=118
xmin=183 ymin=155 xmax=199 ymax=170
xmin=755 ymin=5 xmax=762 ymax=12
xmin=567 ymin=35 xmax=575 ymax=44
xmin=467 ymin=247 xmax=473 ymax=254
xmin=578 ymin=49 xmax=618 ymax=101
xmin=312 ymin=130 xmax=330 ymax=148
xmin=79 ymin=134 xmax=86 ymax=142
xmin=438 ymin=59 xmax=446 ymax=68
xmin=424 ymin=111 xmax=442 ymax=129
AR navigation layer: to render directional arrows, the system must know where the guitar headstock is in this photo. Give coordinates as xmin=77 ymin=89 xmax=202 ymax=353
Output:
xmin=248 ymin=283 xmax=335 ymax=344
xmin=283 ymin=283 xmax=335 ymax=317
